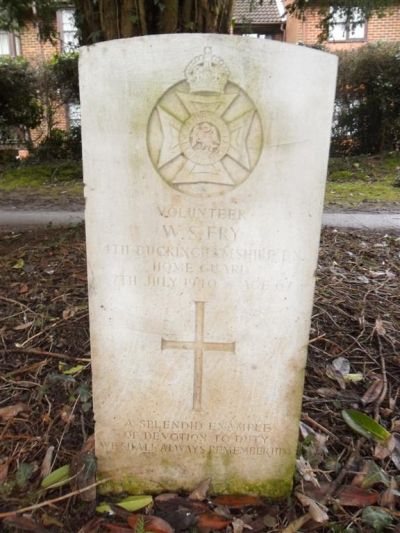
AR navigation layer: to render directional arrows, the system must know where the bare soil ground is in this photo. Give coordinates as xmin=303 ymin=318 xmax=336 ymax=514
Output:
xmin=324 ymin=202 xmax=400 ymax=213
xmin=0 ymin=186 xmax=84 ymax=211
xmin=0 ymin=226 xmax=400 ymax=532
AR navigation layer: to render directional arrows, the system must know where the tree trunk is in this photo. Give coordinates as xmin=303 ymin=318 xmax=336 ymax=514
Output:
xmin=99 ymin=0 xmax=119 ymax=40
xmin=74 ymin=0 xmax=101 ymax=44
xmin=74 ymin=0 xmax=235 ymax=44
xmin=159 ymin=0 xmax=179 ymax=33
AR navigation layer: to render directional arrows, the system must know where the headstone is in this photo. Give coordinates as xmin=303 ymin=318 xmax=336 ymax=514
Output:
xmin=80 ymin=34 xmax=337 ymax=497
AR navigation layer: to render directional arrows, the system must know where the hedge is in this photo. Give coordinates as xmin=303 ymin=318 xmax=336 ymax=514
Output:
xmin=333 ymin=42 xmax=400 ymax=155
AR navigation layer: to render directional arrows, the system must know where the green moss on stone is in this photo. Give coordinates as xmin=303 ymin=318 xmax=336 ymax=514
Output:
xmin=214 ymin=476 xmax=293 ymax=499
xmin=98 ymin=475 xmax=158 ymax=495
xmin=98 ymin=473 xmax=293 ymax=499
xmin=98 ymin=461 xmax=295 ymax=500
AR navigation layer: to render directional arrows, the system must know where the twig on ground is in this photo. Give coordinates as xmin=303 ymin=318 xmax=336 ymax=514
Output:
xmin=0 ymin=479 xmax=110 ymax=519
xmin=374 ymin=336 xmax=388 ymax=420
xmin=302 ymin=413 xmax=340 ymax=442
xmin=0 ymin=348 xmax=90 ymax=362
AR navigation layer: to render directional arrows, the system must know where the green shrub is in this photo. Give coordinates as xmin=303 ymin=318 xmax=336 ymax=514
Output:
xmin=34 ymin=53 xmax=81 ymax=159
xmin=0 ymin=57 xmax=42 ymax=138
xmin=333 ymin=42 xmax=400 ymax=155
xmin=34 ymin=126 xmax=81 ymax=161
xmin=0 ymin=148 xmax=18 ymax=165
xmin=48 ymin=52 xmax=79 ymax=104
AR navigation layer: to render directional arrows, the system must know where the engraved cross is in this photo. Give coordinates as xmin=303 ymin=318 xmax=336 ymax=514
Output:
xmin=161 ymin=301 xmax=235 ymax=412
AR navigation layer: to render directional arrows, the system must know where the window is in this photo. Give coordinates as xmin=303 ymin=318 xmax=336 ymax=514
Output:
xmin=68 ymin=103 xmax=81 ymax=128
xmin=58 ymin=8 xmax=79 ymax=52
xmin=0 ymin=32 xmax=9 ymax=55
xmin=243 ymin=34 xmax=273 ymax=39
xmin=329 ymin=8 xmax=366 ymax=42
xmin=0 ymin=31 xmax=21 ymax=56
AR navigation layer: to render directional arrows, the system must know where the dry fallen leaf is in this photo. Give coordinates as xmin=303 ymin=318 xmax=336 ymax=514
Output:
xmin=362 ymin=378 xmax=384 ymax=405
xmin=13 ymin=321 xmax=34 ymax=331
xmin=296 ymin=491 xmax=314 ymax=507
xmin=308 ymin=500 xmax=329 ymax=524
xmin=332 ymin=356 xmax=350 ymax=376
xmin=316 ymin=387 xmax=340 ymax=398
xmin=103 ymin=525 xmax=133 ymax=533
xmin=326 ymin=357 xmax=349 ymax=389
xmin=4 ymin=514 xmax=47 ymax=533
xmin=0 ymin=461 xmax=9 ymax=484
xmin=0 ymin=402 xmax=28 ymax=421
xmin=70 ymin=435 xmax=96 ymax=502
xmin=281 ymin=512 xmax=311 ymax=533
xmin=305 ymin=432 xmax=329 ymax=467
xmin=374 ymin=435 xmax=396 ymax=460
xmin=41 ymin=513 xmax=64 ymax=528
xmin=380 ymin=478 xmax=398 ymax=510
xmin=154 ymin=494 xmax=208 ymax=522
xmin=263 ymin=514 xmax=278 ymax=528
xmin=302 ymin=481 xmax=332 ymax=502
xmin=231 ymin=517 xmax=253 ymax=533
xmin=390 ymin=436 xmax=400 ymax=469
xmin=391 ymin=420 xmax=400 ymax=432
xmin=212 ymin=494 xmax=264 ymax=508
xmin=374 ymin=317 xmax=386 ymax=336
xmin=296 ymin=491 xmax=328 ymax=523
xmin=77 ymin=517 xmax=104 ymax=533
xmin=337 ymin=485 xmax=379 ymax=507
xmin=60 ymin=404 xmax=75 ymax=424
xmin=296 ymin=456 xmax=320 ymax=487
xmin=18 ymin=283 xmax=29 ymax=294
xmin=40 ymin=445 xmax=55 ymax=479
xmin=299 ymin=421 xmax=315 ymax=439
xmin=188 ymin=477 xmax=211 ymax=501
xmin=197 ymin=511 xmax=231 ymax=530
xmin=62 ymin=306 xmax=78 ymax=320
xmin=127 ymin=514 xmax=174 ymax=533
xmin=351 ymin=460 xmax=389 ymax=489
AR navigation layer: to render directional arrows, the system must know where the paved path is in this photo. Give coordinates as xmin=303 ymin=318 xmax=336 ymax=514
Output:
xmin=323 ymin=212 xmax=400 ymax=231
xmin=0 ymin=210 xmax=400 ymax=231
xmin=0 ymin=210 xmax=84 ymax=228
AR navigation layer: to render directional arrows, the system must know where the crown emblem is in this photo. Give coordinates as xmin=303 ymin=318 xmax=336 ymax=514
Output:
xmin=185 ymin=47 xmax=230 ymax=94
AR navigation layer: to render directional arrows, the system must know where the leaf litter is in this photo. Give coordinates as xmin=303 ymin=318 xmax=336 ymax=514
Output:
xmin=0 ymin=226 xmax=400 ymax=531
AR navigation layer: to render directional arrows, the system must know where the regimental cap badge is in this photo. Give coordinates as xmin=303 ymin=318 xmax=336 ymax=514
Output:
xmin=185 ymin=47 xmax=230 ymax=94
xmin=147 ymin=46 xmax=263 ymax=197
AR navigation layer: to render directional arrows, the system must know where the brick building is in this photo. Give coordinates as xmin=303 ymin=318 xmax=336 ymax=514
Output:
xmin=285 ymin=4 xmax=400 ymax=50
xmin=233 ymin=0 xmax=286 ymax=40
xmin=0 ymin=4 xmax=79 ymax=143
xmin=233 ymin=0 xmax=400 ymax=49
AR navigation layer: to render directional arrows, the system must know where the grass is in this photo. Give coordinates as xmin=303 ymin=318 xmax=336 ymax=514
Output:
xmin=326 ymin=151 xmax=400 ymax=208
xmin=0 ymin=160 xmax=84 ymax=206
xmin=0 ymin=160 xmax=83 ymax=191
xmin=0 ymin=153 xmax=399 ymax=209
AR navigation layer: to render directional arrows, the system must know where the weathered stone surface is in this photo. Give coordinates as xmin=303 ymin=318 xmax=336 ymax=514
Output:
xmin=80 ymin=34 xmax=337 ymax=496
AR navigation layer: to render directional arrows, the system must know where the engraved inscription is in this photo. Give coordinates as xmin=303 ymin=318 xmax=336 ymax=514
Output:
xmin=147 ymin=47 xmax=263 ymax=197
xmin=105 ymin=243 xmax=303 ymax=264
xmin=162 ymin=301 xmax=235 ymax=411
xmin=98 ymin=418 xmax=292 ymax=458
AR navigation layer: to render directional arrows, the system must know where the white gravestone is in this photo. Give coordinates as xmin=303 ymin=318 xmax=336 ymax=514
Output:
xmin=80 ymin=34 xmax=337 ymax=497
